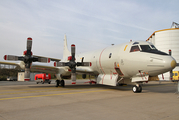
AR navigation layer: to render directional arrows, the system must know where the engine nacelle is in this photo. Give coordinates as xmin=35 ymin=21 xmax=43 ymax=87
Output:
xmin=18 ymin=61 xmax=25 ymax=69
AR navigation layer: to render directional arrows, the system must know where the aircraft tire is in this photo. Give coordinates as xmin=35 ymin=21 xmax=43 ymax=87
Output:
xmin=61 ymin=80 xmax=65 ymax=87
xmin=138 ymin=85 xmax=142 ymax=93
xmin=132 ymin=85 xmax=142 ymax=93
xmin=132 ymin=85 xmax=138 ymax=93
xmin=56 ymin=80 xmax=60 ymax=87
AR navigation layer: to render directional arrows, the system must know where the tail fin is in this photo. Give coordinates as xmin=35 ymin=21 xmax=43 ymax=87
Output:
xmin=63 ymin=34 xmax=71 ymax=59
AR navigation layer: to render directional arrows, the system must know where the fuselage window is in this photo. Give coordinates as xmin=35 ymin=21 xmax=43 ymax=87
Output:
xmin=130 ymin=46 xmax=140 ymax=52
xmin=109 ymin=53 xmax=112 ymax=58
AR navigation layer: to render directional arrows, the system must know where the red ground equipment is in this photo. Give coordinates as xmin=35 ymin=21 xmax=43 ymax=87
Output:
xmin=35 ymin=73 xmax=51 ymax=84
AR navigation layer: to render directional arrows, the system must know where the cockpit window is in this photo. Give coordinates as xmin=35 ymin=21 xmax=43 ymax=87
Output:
xmin=140 ymin=45 xmax=168 ymax=55
xmin=132 ymin=42 xmax=139 ymax=45
xmin=130 ymin=46 xmax=140 ymax=52
xmin=140 ymin=45 xmax=152 ymax=52
xmin=151 ymin=45 xmax=156 ymax=49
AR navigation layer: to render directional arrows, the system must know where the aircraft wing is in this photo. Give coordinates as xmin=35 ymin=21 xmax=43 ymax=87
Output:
xmin=33 ymin=55 xmax=61 ymax=62
xmin=0 ymin=61 xmax=19 ymax=67
xmin=30 ymin=64 xmax=59 ymax=74
xmin=0 ymin=61 xmax=59 ymax=74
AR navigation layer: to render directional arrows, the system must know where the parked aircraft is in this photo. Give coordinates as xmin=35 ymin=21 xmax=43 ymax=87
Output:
xmin=1 ymin=35 xmax=177 ymax=93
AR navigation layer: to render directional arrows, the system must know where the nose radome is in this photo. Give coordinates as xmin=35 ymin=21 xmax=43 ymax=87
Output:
xmin=171 ymin=60 xmax=177 ymax=69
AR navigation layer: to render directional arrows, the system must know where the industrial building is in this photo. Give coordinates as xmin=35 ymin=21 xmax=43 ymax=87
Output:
xmin=147 ymin=22 xmax=179 ymax=80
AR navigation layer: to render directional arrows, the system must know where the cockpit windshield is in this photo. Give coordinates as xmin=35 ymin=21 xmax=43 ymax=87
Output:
xmin=150 ymin=45 xmax=156 ymax=49
xmin=129 ymin=42 xmax=168 ymax=55
xmin=140 ymin=45 xmax=152 ymax=52
xmin=140 ymin=44 xmax=168 ymax=55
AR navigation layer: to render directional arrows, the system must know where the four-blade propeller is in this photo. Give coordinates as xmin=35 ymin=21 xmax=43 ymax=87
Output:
xmin=4 ymin=37 xmax=50 ymax=81
xmin=54 ymin=44 xmax=91 ymax=84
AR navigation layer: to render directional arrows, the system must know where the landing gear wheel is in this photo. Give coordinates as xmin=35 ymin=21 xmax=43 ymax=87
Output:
xmin=132 ymin=85 xmax=138 ymax=93
xmin=132 ymin=85 xmax=142 ymax=93
xmin=48 ymin=81 xmax=51 ymax=84
xmin=138 ymin=85 xmax=142 ymax=93
xmin=61 ymin=80 xmax=65 ymax=87
xmin=56 ymin=80 xmax=60 ymax=87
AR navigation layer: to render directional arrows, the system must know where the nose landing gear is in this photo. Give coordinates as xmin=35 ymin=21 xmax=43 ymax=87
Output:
xmin=132 ymin=84 xmax=142 ymax=93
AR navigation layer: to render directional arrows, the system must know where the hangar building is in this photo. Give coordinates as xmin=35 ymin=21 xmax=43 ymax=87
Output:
xmin=147 ymin=22 xmax=179 ymax=80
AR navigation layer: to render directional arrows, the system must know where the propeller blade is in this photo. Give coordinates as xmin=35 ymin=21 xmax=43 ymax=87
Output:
xmin=71 ymin=73 xmax=76 ymax=84
xmin=71 ymin=44 xmax=75 ymax=61
xmin=77 ymin=61 xmax=91 ymax=66
xmin=38 ymin=58 xmax=50 ymax=63
xmin=27 ymin=37 xmax=32 ymax=51
xmin=170 ymin=70 xmax=173 ymax=80
xmin=24 ymin=68 xmax=30 ymax=81
xmin=54 ymin=62 xmax=68 ymax=67
xmin=71 ymin=67 xmax=76 ymax=84
xmin=82 ymin=62 xmax=92 ymax=66
xmin=4 ymin=55 xmax=18 ymax=61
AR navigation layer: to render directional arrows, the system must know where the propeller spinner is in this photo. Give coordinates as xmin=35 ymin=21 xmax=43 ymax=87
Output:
xmin=4 ymin=37 xmax=50 ymax=81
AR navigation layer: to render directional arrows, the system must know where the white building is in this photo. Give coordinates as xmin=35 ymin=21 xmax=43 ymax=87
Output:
xmin=18 ymin=72 xmax=40 ymax=81
xmin=147 ymin=22 xmax=179 ymax=80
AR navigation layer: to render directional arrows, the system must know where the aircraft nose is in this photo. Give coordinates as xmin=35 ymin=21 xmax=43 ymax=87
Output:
xmin=164 ymin=56 xmax=177 ymax=70
xmin=171 ymin=59 xmax=177 ymax=69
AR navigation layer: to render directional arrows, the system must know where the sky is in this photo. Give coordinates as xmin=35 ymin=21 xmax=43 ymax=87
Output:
xmin=0 ymin=0 xmax=178 ymax=62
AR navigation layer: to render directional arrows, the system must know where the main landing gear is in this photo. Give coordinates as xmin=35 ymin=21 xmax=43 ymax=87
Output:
xmin=132 ymin=84 xmax=142 ymax=93
xmin=55 ymin=80 xmax=65 ymax=87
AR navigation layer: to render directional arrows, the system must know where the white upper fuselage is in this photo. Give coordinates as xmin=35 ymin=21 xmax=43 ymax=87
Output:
xmin=60 ymin=41 xmax=176 ymax=79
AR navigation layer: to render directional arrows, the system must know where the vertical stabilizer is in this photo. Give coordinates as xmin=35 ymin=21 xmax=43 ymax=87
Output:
xmin=63 ymin=34 xmax=71 ymax=59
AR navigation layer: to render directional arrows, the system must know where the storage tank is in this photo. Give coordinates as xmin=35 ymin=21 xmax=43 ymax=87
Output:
xmin=147 ymin=22 xmax=179 ymax=80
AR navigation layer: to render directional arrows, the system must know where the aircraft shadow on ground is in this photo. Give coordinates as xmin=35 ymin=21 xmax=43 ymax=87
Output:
xmin=28 ymin=83 xmax=177 ymax=93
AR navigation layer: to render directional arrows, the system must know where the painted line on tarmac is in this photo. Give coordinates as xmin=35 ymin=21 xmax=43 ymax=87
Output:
xmin=0 ymin=88 xmax=95 ymax=95
xmin=0 ymin=86 xmax=95 ymax=92
xmin=0 ymin=89 xmax=110 ymax=101
xmin=0 ymin=89 xmax=65 ymax=95
xmin=0 ymin=87 xmax=59 ymax=92
xmin=0 ymin=88 xmax=96 ymax=95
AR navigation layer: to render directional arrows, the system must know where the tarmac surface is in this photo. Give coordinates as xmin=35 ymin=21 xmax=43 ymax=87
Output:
xmin=0 ymin=80 xmax=179 ymax=120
